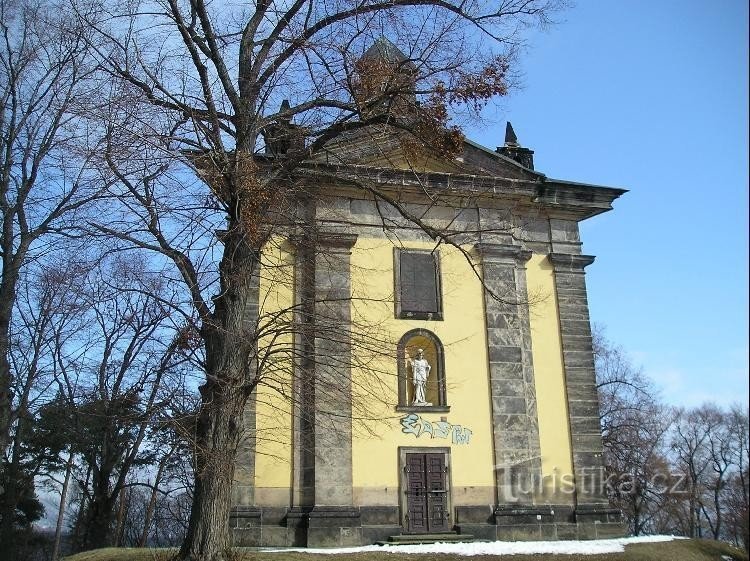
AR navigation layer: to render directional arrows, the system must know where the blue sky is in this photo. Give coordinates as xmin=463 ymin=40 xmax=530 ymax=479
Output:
xmin=467 ymin=0 xmax=749 ymax=408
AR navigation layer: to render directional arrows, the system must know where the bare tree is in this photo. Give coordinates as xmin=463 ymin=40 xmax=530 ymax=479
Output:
xmin=670 ymin=406 xmax=719 ymax=538
xmin=68 ymin=0 xmax=567 ymax=558
xmin=111 ymin=415 xmax=191 ymax=548
xmin=594 ymin=327 xmax=675 ymax=535
xmin=0 ymin=0 xmax=110 ymax=457
xmin=0 ymin=4 xmax=112 ymax=546
xmin=668 ymin=404 xmax=750 ymax=544
xmin=701 ymin=405 xmax=735 ymax=540
xmin=28 ymin=253 xmax=192 ymax=552
xmin=594 ymin=328 xmax=750 ymax=545
xmin=725 ymin=405 xmax=749 ymax=550
xmin=0 ymin=257 xmax=89 ymax=559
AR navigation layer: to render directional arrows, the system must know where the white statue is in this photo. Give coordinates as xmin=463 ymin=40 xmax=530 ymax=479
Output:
xmin=409 ymin=349 xmax=432 ymax=406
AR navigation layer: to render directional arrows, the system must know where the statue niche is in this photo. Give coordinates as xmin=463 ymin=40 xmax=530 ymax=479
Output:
xmin=397 ymin=329 xmax=447 ymax=411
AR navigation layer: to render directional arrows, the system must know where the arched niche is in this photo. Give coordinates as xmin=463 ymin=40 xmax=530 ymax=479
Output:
xmin=396 ymin=329 xmax=448 ymax=412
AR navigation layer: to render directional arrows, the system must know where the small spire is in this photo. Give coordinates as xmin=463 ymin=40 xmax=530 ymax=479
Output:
xmin=279 ymin=99 xmax=291 ymax=122
xmin=504 ymin=121 xmax=519 ymax=146
xmin=361 ymin=36 xmax=413 ymax=68
xmin=263 ymin=99 xmax=303 ymax=156
xmin=496 ymin=121 xmax=534 ymax=170
xmin=355 ymin=37 xmax=418 ymax=120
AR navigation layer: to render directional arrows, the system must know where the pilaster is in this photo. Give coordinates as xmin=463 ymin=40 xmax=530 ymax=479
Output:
xmin=548 ymin=253 xmax=609 ymax=511
xmin=291 ymin=232 xmax=362 ymax=546
xmin=475 ymin=243 xmax=542 ymax=507
xmin=230 ymin=258 xmax=262 ymax=545
xmin=549 ymin=219 xmax=582 ymax=255
xmin=232 ymin=260 xmax=261 ymax=507
xmin=312 ymin=233 xmax=358 ymax=508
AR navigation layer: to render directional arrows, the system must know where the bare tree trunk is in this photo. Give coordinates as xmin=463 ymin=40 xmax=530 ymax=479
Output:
xmin=84 ymin=494 xmax=117 ymax=550
xmin=52 ymin=455 xmax=75 ymax=560
xmin=140 ymin=483 xmax=157 ymax=546
xmin=633 ymin=497 xmax=641 ymax=536
xmin=0 ymin=428 xmax=25 ymax=560
xmin=72 ymin=464 xmax=92 ymax=551
xmin=0 ymin=468 xmax=19 ymax=559
xmin=0 ymin=277 xmax=17 ymax=455
xmin=82 ymin=467 xmax=118 ymax=551
xmin=696 ymin=505 xmax=702 ymax=538
xmin=139 ymin=445 xmax=176 ymax=547
xmin=179 ymin=392 xmax=246 ymax=561
xmin=178 ymin=226 xmax=259 ymax=561
xmin=713 ymin=486 xmax=723 ymax=540
xmin=114 ymin=486 xmax=128 ymax=546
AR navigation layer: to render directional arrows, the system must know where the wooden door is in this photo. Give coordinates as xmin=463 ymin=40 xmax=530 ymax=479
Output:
xmin=405 ymin=452 xmax=450 ymax=533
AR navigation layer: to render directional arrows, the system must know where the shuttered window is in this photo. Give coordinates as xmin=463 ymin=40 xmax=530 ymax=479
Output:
xmin=395 ymin=250 xmax=442 ymax=320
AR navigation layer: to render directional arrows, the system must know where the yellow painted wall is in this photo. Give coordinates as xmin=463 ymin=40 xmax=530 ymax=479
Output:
xmin=253 ymin=237 xmax=295 ymax=505
xmin=349 ymin=239 xmax=496 ymax=506
xmin=526 ymin=254 xmax=575 ymax=502
xmin=251 ymin=235 xmax=575 ymax=507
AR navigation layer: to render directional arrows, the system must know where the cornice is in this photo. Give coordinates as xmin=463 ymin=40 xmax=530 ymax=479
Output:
xmin=292 ymin=162 xmax=625 ymax=222
xmin=289 ymin=231 xmax=358 ymax=252
xmin=548 ymin=253 xmax=596 ymax=270
xmin=474 ymin=243 xmax=532 ymax=265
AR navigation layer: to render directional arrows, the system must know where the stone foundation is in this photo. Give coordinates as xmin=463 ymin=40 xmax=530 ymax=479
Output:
xmin=230 ymin=504 xmax=627 ymax=547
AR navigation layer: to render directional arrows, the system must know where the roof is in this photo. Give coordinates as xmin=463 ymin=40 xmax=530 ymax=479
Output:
xmin=301 ymin=123 xmax=627 ymax=221
xmin=360 ymin=37 xmax=416 ymax=71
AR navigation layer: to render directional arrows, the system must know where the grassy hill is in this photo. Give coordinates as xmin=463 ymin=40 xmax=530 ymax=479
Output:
xmin=63 ymin=538 xmax=748 ymax=561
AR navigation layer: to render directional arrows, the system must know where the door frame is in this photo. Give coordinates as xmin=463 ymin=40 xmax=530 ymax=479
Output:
xmin=398 ymin=446 xmax=453 ymax=533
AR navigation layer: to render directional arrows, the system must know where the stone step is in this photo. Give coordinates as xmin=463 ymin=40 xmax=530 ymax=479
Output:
xmin=375 ymin=533 xmax=475 ymax=545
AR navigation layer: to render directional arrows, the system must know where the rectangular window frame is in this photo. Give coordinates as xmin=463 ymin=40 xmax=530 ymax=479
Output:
xmin=394 ymin=248 xmax=444 ymax=321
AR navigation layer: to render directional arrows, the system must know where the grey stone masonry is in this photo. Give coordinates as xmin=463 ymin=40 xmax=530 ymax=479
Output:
xmin=232 ymin=260 xmax=261 ymax=508
xmin=290 ymin=230 xmax=316 ymax=508
xmin=230 ymin=257 xmax=262 ymax=545
xmin=308 ymin=233 xmax=362 ymax=546
xmin=548 ymin=253 xmax=609 ymax=508
xmin=475 ymin=243 xmax=542 ymax=506
xmin=312 ymin=233 xmax=358 ymax=506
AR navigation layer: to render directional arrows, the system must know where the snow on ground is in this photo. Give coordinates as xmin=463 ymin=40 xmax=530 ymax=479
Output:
xmin=264 ymin=535 xmax=683 ymax=556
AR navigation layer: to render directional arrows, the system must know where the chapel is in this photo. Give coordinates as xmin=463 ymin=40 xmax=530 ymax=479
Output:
xmin=229 ymin=38 xmax=626 ymax=547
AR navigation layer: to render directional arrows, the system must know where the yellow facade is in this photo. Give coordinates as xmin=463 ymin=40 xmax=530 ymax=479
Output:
xmin=253 ymin=237 xmax=295 ymax=503
xmin=230 ymin=41 xmax=624 ymax=545
xmin=527 ymin=255 xmax=575 ymax=502
xmin=349 ymin=238 xmax=495 ymax=506
xmin=252 ymin=238 xmax=575 ymax=507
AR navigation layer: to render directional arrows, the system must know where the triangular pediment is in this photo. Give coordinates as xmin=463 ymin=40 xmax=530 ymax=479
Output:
xmin=313 ymin=125 xmax=542 ymax=181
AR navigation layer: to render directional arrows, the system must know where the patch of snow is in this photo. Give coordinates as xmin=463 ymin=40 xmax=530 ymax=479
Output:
xmin=263 ymin=535 xmax=683 ymax=556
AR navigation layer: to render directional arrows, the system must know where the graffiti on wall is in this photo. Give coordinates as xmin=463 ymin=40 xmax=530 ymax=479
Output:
xmin=399 ymin=413 xmax=473 ymax=445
